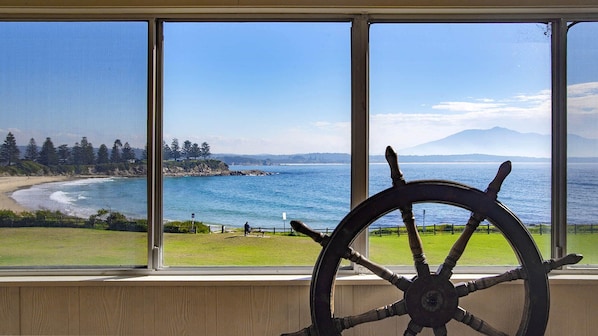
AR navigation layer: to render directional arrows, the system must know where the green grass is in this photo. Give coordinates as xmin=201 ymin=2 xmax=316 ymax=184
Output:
xmin=0 ymin=227 xmax=596 ymax=267
xmin=0 ymin=227 xmax=146 ymax=266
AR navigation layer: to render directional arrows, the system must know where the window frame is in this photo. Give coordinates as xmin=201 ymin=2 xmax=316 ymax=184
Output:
xmin=0 ymin=9 xmax=597 ymax=274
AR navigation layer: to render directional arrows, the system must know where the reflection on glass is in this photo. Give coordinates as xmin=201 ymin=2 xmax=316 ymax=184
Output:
xmin=0 ymin=22 xmax=148 ymax=267
xmin=162 ymin=22 xmax=350 ymax=266
xmin=369 ymin=23 xmax=551 ymax=265
xmin=567 ymin=21 xmax=598 ymax=266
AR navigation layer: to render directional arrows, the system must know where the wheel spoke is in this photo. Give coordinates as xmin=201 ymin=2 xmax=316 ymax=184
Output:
xmin=386 ymin=146 xmax=430 ymax=277
xmin=437 ymin=212 xmax=485 ymax=279
xmin=401 ymin=204 xmax=430 ymax=277
xmin=291 ymin=220 xmax=412 ymax=291
xmin=453 ymin=307 xmax=508 ymax=336
xmin=437 ymin=161 xmax=512 ymax=279
xmin=455 ymin=253 xmax=585 ymax=297
xmin=455 ymin=268 xmax=524 ymax=297
xmin=334 ymin=300 xmax=408 ymax=331
xmin=281 ymin=300 xmax=408 ymax=335
xmin=404 ymin=320 xmax=424 ymax=336
xmin=344 ymin=247 xmax=412 ymax=291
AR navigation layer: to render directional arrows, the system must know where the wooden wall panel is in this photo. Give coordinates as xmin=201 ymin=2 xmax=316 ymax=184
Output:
xmin=152 ymin=287 xmax=212 ymax=335
xmin=78 ymin=287 xmax=145 ymax=335
xmin=20 ymin=287 xmax=79 ymax=335
xmin=547 ymin=283 xmax=597 ymax=336
xmin=2 ymin=280 xmax=597 ymax=335
xmin=0 ymin=287 xmax=20 ymax=335
xmin=281 ymin=285 xmax=311 ymax=334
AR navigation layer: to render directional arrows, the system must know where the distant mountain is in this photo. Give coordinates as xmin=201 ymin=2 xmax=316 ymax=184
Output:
xmin=213 ymin=153 xmax=352 ymax=165
xmin=213 ymin=127 xmax=597 ymax=165
xmin=399 ymin=127 xmax=598 ymax=158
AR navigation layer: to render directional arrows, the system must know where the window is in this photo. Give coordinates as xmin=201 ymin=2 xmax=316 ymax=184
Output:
xmin=0 ymin=16 xmax=596 ymax=272
xmin=368 ymin=23 xmax=552 ymax=266
xmin=161 ymin=22 xmax=351 ymax=267
xmin=567 ymin=21 xmax=598 ymax=266
xmin=0 ymin=21 xmax=148 ymax=267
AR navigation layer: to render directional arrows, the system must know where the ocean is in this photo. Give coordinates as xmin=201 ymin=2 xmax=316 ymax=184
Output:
xmin=10 ymin=162 xmax=598 ymax=230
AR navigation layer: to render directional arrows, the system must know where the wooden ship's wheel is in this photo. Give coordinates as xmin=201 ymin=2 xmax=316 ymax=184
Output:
xmin=282 ymin=146 xmax=582 ymax=336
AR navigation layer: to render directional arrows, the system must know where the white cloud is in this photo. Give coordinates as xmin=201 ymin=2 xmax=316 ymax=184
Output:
xmin=370 ymin=89 xmax=554 ymax=154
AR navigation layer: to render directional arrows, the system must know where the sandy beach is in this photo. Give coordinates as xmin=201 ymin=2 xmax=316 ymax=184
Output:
xmin=0 ymin=176 xmax=71 ymax=213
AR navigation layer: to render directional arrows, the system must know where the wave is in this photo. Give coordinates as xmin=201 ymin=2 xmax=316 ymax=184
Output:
xmin=49 ymin=191 xmax=75 ymax=205
xmin=62 ymin=177 xmax=117 ymax=187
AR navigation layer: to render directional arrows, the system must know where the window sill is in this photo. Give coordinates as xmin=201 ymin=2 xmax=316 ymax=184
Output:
xmin=0 ymin=273 xmax=597 ymax=287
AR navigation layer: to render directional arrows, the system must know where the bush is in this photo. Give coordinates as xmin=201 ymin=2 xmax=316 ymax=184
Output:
xmin=164 ymin=220 xmax=209 ymax=233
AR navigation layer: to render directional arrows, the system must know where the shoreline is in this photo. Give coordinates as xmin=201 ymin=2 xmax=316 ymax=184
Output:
xmin=0 ymin=176 xmax=73 ymax=213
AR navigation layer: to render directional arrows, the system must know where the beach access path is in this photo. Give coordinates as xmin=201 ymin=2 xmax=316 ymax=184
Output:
xmin=0 ymin=176 xmax=71 ymax=213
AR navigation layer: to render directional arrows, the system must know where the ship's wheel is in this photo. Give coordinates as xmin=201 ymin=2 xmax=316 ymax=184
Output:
xmin=282 ymin=146 xmax=581 ymax=336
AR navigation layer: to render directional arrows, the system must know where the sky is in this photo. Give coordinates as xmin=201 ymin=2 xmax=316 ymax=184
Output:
xmin=1 ymin=21 xmax=597 ymax=156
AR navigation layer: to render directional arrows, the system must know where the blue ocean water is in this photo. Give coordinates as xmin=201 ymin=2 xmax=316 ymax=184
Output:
xmin=10 ymin=162 xmax=598 ymax=230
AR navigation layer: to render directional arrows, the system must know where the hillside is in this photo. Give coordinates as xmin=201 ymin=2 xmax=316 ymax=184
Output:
xmin=212 ymin=127 xmax=598 ymax=165
xmin=399 ymin=127 xmax=598 ymax=157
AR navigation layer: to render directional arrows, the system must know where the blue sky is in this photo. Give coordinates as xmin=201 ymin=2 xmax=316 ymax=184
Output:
xmin=1 ymin=21 xmax=596 ymax=155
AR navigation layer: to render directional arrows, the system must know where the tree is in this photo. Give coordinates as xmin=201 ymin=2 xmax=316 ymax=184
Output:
xmin=38 ymin=137 xmax=58 ymax=166
xmin=170 ymin=138 xmax=180 ymax=161
xmin=80 ymin=137 xmax=95 ymax=165
xmin=24 ymin=138 xmax=38 ymax=161
xmin=162 ymin=141 xmax=171 ymax=160
xmin=121 ymin=142 xmax=136 ymax=162
xmin=182 ymin=140 xmax=192 ymax=160
xmin=142 ymin=145 xmax=148 ymax=161
xmin=57 ymin=144 xmax=70 ymax=164
xmin=200 ymin=142 xmax=211 ymax=159
xmin=110 ymin=139 xmax=122 ymax=163
xmin=71 ymin=142 xmax=82 ymax=165
xmin=97 ymin=144 xmax=110 ymax=164
xmin=0 ymin=132 xmax=20 ymax=166
xmin=190 ymin=143 xmax=201 ymax=159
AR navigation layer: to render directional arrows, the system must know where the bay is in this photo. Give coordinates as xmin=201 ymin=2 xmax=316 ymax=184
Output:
xmin=11 ymin=162 xmax=598 ymax=230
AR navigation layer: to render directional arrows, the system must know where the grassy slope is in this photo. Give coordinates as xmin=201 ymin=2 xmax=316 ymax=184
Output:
xmin=0 ymin=228 xmax=595 ymax=267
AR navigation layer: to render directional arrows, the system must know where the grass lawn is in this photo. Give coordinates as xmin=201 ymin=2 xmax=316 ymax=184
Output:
xmin=0 ymin=227 xmax=596 ymax=267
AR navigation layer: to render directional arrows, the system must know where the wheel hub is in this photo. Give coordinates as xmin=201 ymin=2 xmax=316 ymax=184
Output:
xmin=405 ymin=275 xmax=459 ymax=328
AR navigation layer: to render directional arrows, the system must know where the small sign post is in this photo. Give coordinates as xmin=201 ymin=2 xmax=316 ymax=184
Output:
xmin=191 ymin=213 xmax=195 ymax=233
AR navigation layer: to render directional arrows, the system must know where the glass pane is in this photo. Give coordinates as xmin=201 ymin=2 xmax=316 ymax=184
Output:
xmin=369 ymin=23 xmax=552 ymax=267
xmin=0 ymin=22 xmax=148 ymax=267
xmin=162 ymin=22 xmax=350 ymax=266
xmin=567 ymin=21 xmax=598 ymax=266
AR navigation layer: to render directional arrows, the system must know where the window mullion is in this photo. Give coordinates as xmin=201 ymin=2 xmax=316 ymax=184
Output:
xmin=551 ymin=18 xmax=568 ymax=260
xmin=350 ymin=15 xmax=370 ymax=264
xmin=149 ymin=19 xmax=164 ymax=270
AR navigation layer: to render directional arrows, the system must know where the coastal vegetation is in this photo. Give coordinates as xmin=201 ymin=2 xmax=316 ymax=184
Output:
xmin=0 ymin=131 xmax=249 ymax=177
xmin=0 ymin=208 xmax=208 ymax=234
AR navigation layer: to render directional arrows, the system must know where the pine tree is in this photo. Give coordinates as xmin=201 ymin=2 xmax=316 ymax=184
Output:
xmin=110 ymin=139 xmax=122 ymax=163
xmin=200 ymin=142 xmax=211 ymax=159
xmin=0 ymin=132 xmax=20 ymax=165
xmin=162 ymin=141 xmax=171 ymax=160
xmin=97 ymin=144 xmax=110 ymax=164
xmin=38 ymin=137 xmax=58 ymax=166
xmin=121 ymin=142 xmax=136 ymax=162
xmin=190 ymin=143 xmax=201 ymax=159
xmin=57 ymin=144 xmax=70 ymax=164
xmin=80 ymin=137 xmax=95 ymax=165
xmin=182 ymin=140 xmax=192 ymax=160
xmin=171 ymin=138 xmax=180 ymax=160
xmin=24 ymin=138 xmax=39 ymax=161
